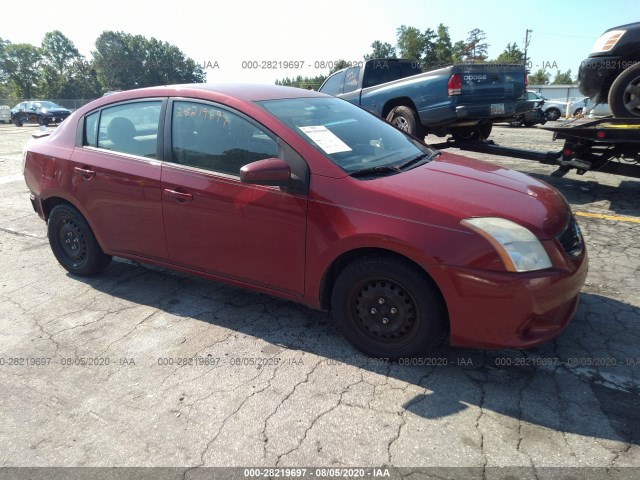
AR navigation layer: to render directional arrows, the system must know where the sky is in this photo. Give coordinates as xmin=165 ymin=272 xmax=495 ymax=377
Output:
xmin=2 ymin=0 xmax=638 ymax=86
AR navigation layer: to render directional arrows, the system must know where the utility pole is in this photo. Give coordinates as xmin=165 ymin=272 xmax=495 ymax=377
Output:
xmin=523 ymin=29 xmax=533 ymax=72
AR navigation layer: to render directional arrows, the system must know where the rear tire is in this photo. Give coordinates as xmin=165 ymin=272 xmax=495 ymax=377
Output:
xmin=386 ymin=106 xmax=425 ymax=139
xmin=608 ymin=63 xmax=640 ymax=118
xmin=13 ymin=116 xmax=22 ymax=127
xmin=48 ymin=204 xmax=112 ymax=276
xmin=331 ymin=255 xmax=447 ymax=359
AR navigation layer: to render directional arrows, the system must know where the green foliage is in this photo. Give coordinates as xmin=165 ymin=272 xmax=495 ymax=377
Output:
xmin=464 ymin=28 xmax=489 ymax=62
xmin=495 ymin=43 xmax=524 ymax=64
xmin=275 ymin=75 xmax=327 ymax=90
xmin=0 ymin=30 xmax=204 ymax=100
xmin=431 ymin=24 xmax=453 ymax=69
xmin=396 ymin=25 xmax=427 ymax=61
xmin=552 ymin=69 xmax=574 ymax=85
xmin=2 ymin=43 xmax=42 ymax=98
xmin=528 ymin=68 xmax=551 ymax=85
xmin=364 ymin=41 xmax=396 ymax=60
xmin=93 ymin=31 xmax=205 ymax=91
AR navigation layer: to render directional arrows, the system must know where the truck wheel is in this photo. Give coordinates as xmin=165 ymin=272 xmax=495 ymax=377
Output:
xmin=450 ymin=123 xmax=492 ymax=141
xmin=331 ymin=255 xmax=447 ymax=359
xmin=545 ymin=108 xmax=561 ymax=121
xmin=386 ymin=106 xmax=425 ymax=139
xmin=608 ymin=63 xmax=640 ymax=118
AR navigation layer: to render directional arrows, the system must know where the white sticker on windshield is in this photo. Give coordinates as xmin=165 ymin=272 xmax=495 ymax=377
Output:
xmin=298 ymin=126 xmax=352 ymax=154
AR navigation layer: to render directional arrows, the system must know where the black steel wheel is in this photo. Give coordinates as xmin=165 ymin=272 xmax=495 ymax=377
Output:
xmin=48 ymin=204 xmax=112 ymax=276
xmin=386 ymin=106 xmax=425 ymax=139
xmin=331 ymin=256 xmax=447 ymax=359
xmin=608 ymin=63 xmax=640 ymax=118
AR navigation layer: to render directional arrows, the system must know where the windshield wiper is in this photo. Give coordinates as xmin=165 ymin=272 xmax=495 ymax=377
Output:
xmin=349 ymin=165 xmax=401 ymax=178
xmin=396 ymin=150 xmax=441 ymax=171
xmin=349 ymin=150 xmax=441 ymax=178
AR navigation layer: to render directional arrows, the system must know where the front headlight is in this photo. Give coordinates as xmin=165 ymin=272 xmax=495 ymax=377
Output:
xmin=461 ymin=217 xmax=552 ymax=272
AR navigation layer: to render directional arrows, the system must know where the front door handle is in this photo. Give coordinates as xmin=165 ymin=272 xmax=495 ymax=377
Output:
xmin=74 ymin=166 xmax=95 ymax=179
xmin=163 ymin=188 xmax=193 ymax=202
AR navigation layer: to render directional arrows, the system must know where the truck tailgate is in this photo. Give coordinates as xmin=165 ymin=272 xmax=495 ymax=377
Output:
xmin=453 ymin=64 xmax=526 ymax=103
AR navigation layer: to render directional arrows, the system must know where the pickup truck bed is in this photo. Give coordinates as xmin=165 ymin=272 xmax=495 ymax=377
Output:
xmin=319 ymin=59 xmax=531 ymax=141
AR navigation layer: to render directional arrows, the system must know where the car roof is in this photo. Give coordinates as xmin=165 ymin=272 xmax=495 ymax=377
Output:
xmin=106 ymin=83 xmax=328 ymax=102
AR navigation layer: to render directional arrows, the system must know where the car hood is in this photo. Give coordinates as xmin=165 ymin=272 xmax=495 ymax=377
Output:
xmin=355 ymin=152 xmax=570 ymax=240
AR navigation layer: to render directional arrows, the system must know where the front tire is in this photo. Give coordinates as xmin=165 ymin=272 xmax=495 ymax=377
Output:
xmin=331 ymin=256 xmax=447 ymax=359
xmin=545 ymin=108 xmax=561 ymax=121
xmin=608 ymin=63 xmax=640 ymax=118
xmin=13 ymin=116 xmax=22 ymax=127
xmin=386 ymin=106 xmax=425 ymax=139
xmin=48 ymin=204 xmax=112 ymax=276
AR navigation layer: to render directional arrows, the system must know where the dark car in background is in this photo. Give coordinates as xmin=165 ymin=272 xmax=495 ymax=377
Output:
xmin=578 ymin=22 xmax=640 ymax=117
xmin=11 ymin=101 xmax=71 ymax=126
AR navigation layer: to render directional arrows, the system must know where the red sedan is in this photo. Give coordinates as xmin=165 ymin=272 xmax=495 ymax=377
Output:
xmin=22 ymin=84 xmax=588 ymax=358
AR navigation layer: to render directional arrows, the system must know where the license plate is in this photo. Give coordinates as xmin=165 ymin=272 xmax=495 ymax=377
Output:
xmin=490 ymin=103 xmax=505 ymax=115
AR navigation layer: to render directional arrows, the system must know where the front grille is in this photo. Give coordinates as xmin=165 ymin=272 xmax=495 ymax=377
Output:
xmin=557 ymin=216 xmax=583 ymax=257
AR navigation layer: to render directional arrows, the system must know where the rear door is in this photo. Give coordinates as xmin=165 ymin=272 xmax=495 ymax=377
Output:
xmin=160 ymin=99 xmax=308 ymax=295
xmin=69 ymin=99 xmax=168 ymax=259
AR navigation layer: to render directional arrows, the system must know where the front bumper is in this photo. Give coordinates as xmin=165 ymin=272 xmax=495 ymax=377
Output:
xmin=437 ymin=246 xmax=588 ymax=349
xmin=578 ymin=55 xmax=624 ymax=102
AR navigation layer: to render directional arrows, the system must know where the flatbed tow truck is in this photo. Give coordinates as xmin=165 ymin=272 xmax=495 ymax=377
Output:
xmin=432 ymin=118 xmax=640 ymax=179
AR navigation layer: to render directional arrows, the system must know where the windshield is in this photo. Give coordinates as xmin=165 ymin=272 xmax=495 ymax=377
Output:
xmin=33 ymin=101 xmax=60 ymax=109
xmin=259 ymin=97 xmax=436 ymax=174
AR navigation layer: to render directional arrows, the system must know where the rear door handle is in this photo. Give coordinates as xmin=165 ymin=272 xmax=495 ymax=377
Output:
xmin=74 ymin=166 xmax=95 ymax=179
xmin=163 ymin=188 xmax=193 ymax=202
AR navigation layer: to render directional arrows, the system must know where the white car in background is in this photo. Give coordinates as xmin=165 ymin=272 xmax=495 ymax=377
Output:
xmin=527 ymin=91 xmax=589 ymax=121
xmin=577 ymin=98 xmax=612 ymax=118
xmin=0 ymin=105 xmax=11 ymax=124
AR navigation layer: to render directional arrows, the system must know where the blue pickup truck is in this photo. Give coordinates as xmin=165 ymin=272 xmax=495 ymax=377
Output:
xmin=319 ymin=59 xmax=531 ymax=141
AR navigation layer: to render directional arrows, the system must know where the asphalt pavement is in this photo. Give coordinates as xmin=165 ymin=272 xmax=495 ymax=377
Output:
xmin=0 ymin=122 xmax=639 ymax=479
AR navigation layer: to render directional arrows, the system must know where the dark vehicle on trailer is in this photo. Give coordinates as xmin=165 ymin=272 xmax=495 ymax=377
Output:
xmin=319 ymin=58 xmax=531 ymax=141
xmin=578 ymin=22 xmax=640 ymax=117
xmin=11 ymin=101 xmax=71 ymax=127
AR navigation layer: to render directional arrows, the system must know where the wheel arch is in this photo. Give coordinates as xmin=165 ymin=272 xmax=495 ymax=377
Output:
xmin=318 ymin=247 xmax=449 ymax=323
xmin=381 ymin=97 xmax=420 ymax=120
xmin=40 ymin=195 xmax=109 ymax=252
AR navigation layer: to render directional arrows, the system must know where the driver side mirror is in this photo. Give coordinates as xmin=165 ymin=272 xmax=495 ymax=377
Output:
xmin=240 ymin=158 xmax=291 ymax=187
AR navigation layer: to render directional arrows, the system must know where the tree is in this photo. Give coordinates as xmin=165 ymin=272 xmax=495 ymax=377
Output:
xmin=452 ymin=40 xmax=467 ymax=63
xmin=552 ymin=69 xmax=573 ymax=85
xmin=432 ymin=24 xmax=453 ymax=69
xmin=40 ymin=31 xmax=83 ymax=98
xmin=464 ymin=28 xmax=489 ymax=62
xmin=495 ymin=43 xmax=524 ymax=64
xmin=276 ymin=74 xmax=327 ymax=90
xmin=92 ymin=31 xmax=204 ymax=91
xmin=2 ymin=43 xmax=42 ymax=98
xmin=396 ymin=25 xmax=427 ymax=61
xmin=528 ymin=68 xmax=550 ymax=85
xmin=364 ymin=40 xmax=396 ymax=60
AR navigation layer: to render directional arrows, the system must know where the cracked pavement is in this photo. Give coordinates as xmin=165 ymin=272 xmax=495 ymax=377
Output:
xmin=0 ymin=123 xmax=639 ymax=477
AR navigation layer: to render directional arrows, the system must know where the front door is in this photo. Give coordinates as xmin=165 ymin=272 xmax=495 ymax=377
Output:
xmin=161 ymin=100 xmax=307 ymax=295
